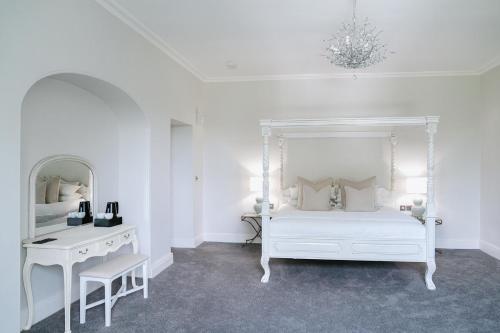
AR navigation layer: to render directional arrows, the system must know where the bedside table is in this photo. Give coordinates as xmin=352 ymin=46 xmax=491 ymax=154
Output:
xmin=241 ymin=213 xmax=262 ymax=244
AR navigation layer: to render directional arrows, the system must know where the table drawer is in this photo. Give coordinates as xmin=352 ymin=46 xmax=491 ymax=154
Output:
xmin=99 ymin=235 xmax=122 ymax=253
xmin=71 ymin=243 xmax=99 ymax=262
xmin=120 ymin=230 xmax=134 ymax=242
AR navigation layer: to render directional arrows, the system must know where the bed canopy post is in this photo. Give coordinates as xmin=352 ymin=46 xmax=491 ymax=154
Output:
xmin=278 ymin=136 xmax=286 ymax=190
xmin=261 ymin=125 xmax=272 ymax=283
xmin=390 ymin=133 xmax=397 ymax=191
xmin=425 ymin=118 xmax=438 ymax=290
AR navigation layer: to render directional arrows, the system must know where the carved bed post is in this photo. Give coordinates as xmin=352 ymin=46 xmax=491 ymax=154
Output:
xmin=278 ymin=136 xmax=285 ymax=190
xmin=425 ymin=118 xmax=438 ymax=290
xmin=390 ymin=133 xmax=397 ymax=191
xmin=261 ymin=125 xmax=272 ymax=283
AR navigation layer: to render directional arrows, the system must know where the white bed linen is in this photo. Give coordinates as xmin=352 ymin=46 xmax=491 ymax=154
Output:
xmin=36 ymin=199 xmax=82 ymax=217
xmin=271 ymin=204 xmax=425 ymax=240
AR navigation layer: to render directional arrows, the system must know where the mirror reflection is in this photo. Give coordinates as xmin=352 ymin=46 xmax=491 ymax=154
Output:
xmin=35 ymin=159 xmax=93 ymax=234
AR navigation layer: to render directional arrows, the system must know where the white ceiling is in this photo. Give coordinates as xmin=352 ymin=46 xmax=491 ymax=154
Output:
xmin=101 ymin=0 xmax=500 ymax=81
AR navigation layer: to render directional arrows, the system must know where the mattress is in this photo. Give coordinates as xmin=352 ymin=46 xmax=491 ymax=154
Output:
xmin=270 ymin=205 xmax=425 ymax=240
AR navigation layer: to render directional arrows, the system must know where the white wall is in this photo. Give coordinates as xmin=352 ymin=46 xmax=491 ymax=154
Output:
xmin=21 ymin=77 xmax=121 ymax=323
xmin=480 ymin=65 xmax=500 ymax=259
xmin=201 ymin=76 xmax=482 ymax=248
xmin=0 ymin=1 xmax=202 ymax=330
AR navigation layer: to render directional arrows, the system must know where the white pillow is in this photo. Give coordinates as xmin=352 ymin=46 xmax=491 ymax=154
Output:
xmin=300 ymin=183 xmax=332 ymax=211
xmin=344 ymin=185 xmax=376 ymax=212
xmin=375 ymin=186 xmax=393 ymax=208
xmin=59 ymin=183 xmax=81 ymax=196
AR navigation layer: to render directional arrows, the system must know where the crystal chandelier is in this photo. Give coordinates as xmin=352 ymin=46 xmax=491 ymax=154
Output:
xmin=325 ymin=0 xmax=390 ymax=70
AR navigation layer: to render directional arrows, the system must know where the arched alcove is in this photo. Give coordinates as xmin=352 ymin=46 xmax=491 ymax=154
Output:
xmin=20 ymin=72 xmax=151 ymax=324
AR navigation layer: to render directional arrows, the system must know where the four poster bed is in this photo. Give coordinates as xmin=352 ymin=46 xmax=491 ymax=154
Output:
xmin=259 ymin=116 xmax=439 ymax=290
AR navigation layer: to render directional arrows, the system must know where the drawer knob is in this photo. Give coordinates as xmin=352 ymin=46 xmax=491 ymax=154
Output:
xmin=79 ymin=248 xmax=88 ymax=255
xmin=123 ymin=233 xmax=130 ymax=239
xmin=106 ymin=241 xmax=114 ymax=246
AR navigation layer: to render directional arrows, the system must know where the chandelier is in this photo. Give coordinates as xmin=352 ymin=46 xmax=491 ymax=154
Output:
xmin=325 ymin=0 xmax=390 ymax=70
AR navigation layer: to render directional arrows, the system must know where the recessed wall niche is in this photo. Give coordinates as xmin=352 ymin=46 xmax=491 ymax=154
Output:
xmin=20 ymin=73 xmax=150 ymax=324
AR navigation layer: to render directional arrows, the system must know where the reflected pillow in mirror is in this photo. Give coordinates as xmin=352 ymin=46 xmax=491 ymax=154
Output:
xmin=45 ymin=176 xmax=61 ymax=204
xmin=36 ymin=180 xmax=47 ymax=204
xmin=59 ymin=193 xmax=83 ymax=202
xmin=59 ymin=183 xmax=81 ymax=196
xmin=61 ymin=178 xmax=80 ymax=186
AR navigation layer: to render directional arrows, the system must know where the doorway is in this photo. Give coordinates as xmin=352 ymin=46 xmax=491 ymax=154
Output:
xmin=170 ymin=120 xmax=196 ymax=247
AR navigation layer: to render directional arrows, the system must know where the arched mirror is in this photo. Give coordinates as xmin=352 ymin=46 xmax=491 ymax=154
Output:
xmin=29 ymin=155 xmax=97 ymax=238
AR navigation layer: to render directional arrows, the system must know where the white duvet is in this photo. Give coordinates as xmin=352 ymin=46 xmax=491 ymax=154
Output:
xmin=36 ymin=199 xmax=82 ymax=217
xmin=270 ymin=204 xmax=425 ymax=240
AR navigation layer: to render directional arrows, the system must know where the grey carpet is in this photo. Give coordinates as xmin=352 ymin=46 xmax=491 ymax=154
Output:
xmin=27 ymin=243 xmax=500 ymax=333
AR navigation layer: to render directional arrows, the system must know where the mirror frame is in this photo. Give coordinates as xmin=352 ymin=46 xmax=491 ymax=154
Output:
xmin=28 ymin=154 xmax=98 ymax=238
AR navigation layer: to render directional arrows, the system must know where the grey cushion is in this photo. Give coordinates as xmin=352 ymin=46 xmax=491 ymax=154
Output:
xmin=338 ymin=176 xmax=376 ymax=207
xmin=35 ymin=181 xmax=47 ymax=204
xmin=344 ymin=185 xmax=376 ymax=212
xmin=300 ymin=182 xmax=332 ymax=211
xmin=297 ymin=177 xmax=333 ymax=209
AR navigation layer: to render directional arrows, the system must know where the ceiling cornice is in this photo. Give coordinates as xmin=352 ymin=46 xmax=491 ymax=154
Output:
xmin=96 ymin=0 xmax=207 ymax=81
xmin=203 ymin=70 xmax=479 ymax=83
xmin=96 ymin=0 xmax=499 ymax=83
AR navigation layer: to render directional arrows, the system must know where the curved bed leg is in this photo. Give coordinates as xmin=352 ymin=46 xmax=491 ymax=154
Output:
xmin=260 ymin=256 xmax=270 ymax=283
xmin=425 ymin=260 xmax=436 ymax=290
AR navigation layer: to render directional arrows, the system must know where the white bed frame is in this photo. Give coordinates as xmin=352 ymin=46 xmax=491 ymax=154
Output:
xmin=260 ymin=116 xmax=439 ymax=290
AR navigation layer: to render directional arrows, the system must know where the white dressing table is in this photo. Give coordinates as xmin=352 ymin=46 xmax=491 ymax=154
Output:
xmin=23 ymin=224 xmax=138 ymax=333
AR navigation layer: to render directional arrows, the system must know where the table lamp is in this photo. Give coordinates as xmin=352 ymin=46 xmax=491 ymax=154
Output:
xmin=406 ymin=177 xmax=427 ymax=218
xmin=249 ymin=176 xmax=263 ymax=214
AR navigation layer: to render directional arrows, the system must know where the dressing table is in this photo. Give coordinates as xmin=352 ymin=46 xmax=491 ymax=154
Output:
xmin=23 ymin=223 xmax=138 ymax=333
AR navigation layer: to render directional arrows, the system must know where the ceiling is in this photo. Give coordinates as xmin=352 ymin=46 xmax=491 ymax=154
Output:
xmin=100 ymin=0 xmax=500 ymax=81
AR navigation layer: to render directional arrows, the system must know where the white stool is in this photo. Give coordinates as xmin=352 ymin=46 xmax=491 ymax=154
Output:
xmin=79 ymin=254 xmax=149 ymax=327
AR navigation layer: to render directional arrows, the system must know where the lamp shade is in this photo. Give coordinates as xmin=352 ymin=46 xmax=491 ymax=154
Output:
xmin=249 ymin=176 xmax=263 ymax=192
xmin=406 ymin=177 xmax=427 ymax=194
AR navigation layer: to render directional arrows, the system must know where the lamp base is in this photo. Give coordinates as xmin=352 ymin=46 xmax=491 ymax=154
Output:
xmin=411 ymin=198 xmax=425 ymax=218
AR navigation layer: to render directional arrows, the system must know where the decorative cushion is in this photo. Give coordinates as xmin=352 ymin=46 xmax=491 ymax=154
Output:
xmin=77 ymin=185 xmax=90 ymax=200
xmin=344 ymin=185 xmax=376 ymax=212
xmin=297 ymin=177 xmax=333 ymax=210
xmin=330 ymin=184 xmax=343 ymax=209
xmin=45 ymin=176 xmax=61 ymax=204
xmin=338 ymin=176 xmax=376 ymax=207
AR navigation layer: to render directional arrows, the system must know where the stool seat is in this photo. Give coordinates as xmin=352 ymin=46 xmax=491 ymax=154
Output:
xmin=80 ymin=254 xmax=148 ymax=279
xmin=79 ymin=253 xmax=149 ymax=328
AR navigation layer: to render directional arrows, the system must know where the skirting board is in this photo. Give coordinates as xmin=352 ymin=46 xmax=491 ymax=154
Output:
xmin=171 ymin=234 xmax=204 ymax=248
xmin=204 ymin=232 xmax=261 ymax=244
xmin=480 ymin=240 xmax=500 ymax=260
xmin=436 ymin=238 xmax=479 ymax=249
xmin=151 ymin=252 xmax=174 ymax=278
xmin=203 ymin=233 xmax=480 ymax=249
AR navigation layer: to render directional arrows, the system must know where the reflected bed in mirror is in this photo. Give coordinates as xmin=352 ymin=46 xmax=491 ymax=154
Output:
xmin=29 ymin=155 xmax=96 ymax=237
